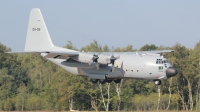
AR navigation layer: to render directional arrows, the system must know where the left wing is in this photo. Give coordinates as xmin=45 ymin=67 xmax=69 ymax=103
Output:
xmin=7 ymin=50 xmax=174 ymax=60
xmin=43 ymin=51 xmax=79 ymax=59
xmin=7 ymin=51 xmax=79 ymax=59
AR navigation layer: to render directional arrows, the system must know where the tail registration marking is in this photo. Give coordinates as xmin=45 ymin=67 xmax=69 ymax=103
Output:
xmin=32 ymin=28 xmax=40 ymax=31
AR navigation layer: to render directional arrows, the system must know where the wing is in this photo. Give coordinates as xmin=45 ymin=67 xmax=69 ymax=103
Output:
xmin=43 ymin=51 xmax=79 ymax=59
xmin=137 ymin=50 xmax=174 ymax=54
xmin=7 ymin=51 xmax=79 ymax=59
xmin=7 ymin=50 xmax=174 ymax=60
xmin=87 ymin=50 xmax=174 ymax=56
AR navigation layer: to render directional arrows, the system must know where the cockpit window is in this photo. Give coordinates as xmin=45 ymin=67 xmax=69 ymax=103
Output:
xmin=156 ymin=59 xmax=170 ymax=64
xmin=164 ymin=60 xmax=169 ymax=63
xmin=156 ymin=59 xmax=163 ymax=64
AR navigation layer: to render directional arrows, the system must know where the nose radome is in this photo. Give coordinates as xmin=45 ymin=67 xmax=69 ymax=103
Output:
xmin=166 ymin=67 xmax=178 ymax=78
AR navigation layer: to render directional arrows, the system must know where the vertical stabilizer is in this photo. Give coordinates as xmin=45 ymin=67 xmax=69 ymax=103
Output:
xmin=24 ymin=8 xmax=54 ymax=51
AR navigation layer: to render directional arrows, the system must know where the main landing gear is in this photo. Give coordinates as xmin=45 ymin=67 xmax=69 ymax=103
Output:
xmin=154 ymin=79 xmax=161 ymax=85
xmin=91 ymin=78 xmax=121 ymax=84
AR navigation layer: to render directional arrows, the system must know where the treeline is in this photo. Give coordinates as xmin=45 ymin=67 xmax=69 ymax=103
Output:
xmin=0 ymin=40 xmax=200 ymax=111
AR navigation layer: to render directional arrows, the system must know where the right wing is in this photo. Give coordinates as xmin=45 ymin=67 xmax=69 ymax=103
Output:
xmin=137 ymin=50 xmax=174 ymax=54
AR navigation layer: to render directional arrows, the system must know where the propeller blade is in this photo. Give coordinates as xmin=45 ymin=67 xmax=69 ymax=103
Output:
xmin=88 ymin=60 xmax=93 ymax=65
xmin=112 ymin=63 xmax=115 ymax=72
xmin=97 ymin=52 xmax=102 ymax=55
xmin=116 ymin=56 xmax=120 ymax=59
xmin=96 ymin=63 xmax=99 ymax=70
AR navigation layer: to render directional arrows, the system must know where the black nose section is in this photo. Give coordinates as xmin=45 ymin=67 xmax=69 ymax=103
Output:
xmin=166 ymin=67 xmax=178 ymax=78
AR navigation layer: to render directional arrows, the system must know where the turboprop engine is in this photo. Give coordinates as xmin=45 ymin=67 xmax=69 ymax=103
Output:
xmin=75 ymin=53 xmax=93 ymax=64
xmin=96 ymin=55 xmax=110 ymax=65
xmin=74 ymin=53 xmax=120 ymax=70
xmin=74 ymin=53 xmax=111 ymax=65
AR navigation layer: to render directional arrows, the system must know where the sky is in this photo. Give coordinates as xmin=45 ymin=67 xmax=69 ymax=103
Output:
xmin=1 ymin=0 xmax=200 ymax=51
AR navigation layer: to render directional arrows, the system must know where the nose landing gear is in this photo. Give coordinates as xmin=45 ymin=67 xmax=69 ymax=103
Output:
xmin=154 ymin=79 xmax=161 ymax=85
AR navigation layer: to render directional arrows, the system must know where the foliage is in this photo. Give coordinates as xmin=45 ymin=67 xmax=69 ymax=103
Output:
xmin=0 ymin=41 xmax=199 ymax=111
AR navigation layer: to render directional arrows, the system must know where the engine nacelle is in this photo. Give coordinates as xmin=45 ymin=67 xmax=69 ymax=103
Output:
xmin=61 ymin=60 xmax=96 ymax=68
xmin=98 ymin=55 xmax=110 ymax=65
xmin=73 ymin=53 xmax=113 ymax=66
xmin=75 ymin=53 xmax=93 ymax=64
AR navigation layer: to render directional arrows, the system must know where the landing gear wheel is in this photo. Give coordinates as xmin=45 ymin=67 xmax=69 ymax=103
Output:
xmin=90 ymin=79 xmax=98 ymax=83
xmin=106 ymin=79 xmax=112 ymax=83
xmin=99 ymin=79 xmax=106 ymax=84
xmin=154 ymin=79 xmax=161 ymax=85
xmin=114 ymin=79 xmax=121 ymax=83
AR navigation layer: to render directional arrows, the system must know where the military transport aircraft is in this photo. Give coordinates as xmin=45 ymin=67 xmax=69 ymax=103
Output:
xmin=9 ymin=8 xmax=178 ymax=85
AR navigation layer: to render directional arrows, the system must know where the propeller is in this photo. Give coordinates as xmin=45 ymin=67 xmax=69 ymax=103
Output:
xmin=91 ymin=52 xmax=101 ymax=70
xmin=110 ymin=46 xmax=120 ymax=72
xmin=110 ymin=55 xmax=120 ymax=72
xmin=92 ymin=54 xmax=99 ymax=63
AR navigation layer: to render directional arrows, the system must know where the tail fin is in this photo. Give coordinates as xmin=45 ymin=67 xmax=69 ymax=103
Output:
xmin=24 ymin=8 xmax=54 ymax=51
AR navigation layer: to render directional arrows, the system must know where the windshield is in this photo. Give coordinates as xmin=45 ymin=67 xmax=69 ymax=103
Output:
xmin=156 ymin=59 xmax=170 ymax=64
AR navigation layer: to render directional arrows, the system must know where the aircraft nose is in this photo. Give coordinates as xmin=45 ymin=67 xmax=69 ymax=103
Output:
xmin=166 ymin=67 xmax=178 ymax=78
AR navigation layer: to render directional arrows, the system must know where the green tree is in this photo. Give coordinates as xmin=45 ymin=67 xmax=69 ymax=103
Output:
xmin=81 ymin=40 xmax=102 ymax=52
xmin=139 ymin=44 xmax=158 ymax=51
xmin=64 ymin=41 xmax=78 ymax=50
xmin=15 ymin=83 xmax=27 ymax=111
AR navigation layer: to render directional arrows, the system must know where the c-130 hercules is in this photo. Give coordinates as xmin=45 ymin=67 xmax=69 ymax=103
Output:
xmin=9 ymin=8 xmax=178 ymax=85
